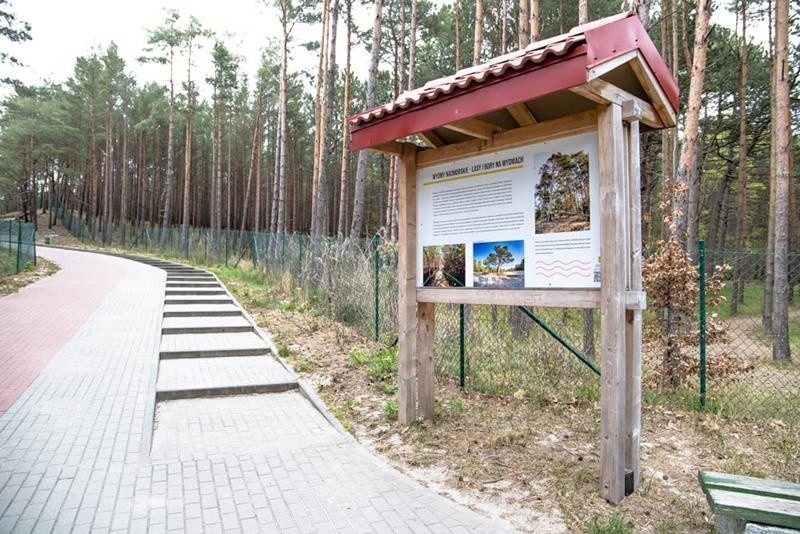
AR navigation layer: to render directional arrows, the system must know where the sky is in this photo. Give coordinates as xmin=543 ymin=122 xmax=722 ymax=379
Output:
xmin=1 ymin=0 xmax=370 ymax=100
xmin=0 ymin=0 xmax=774 ymax=102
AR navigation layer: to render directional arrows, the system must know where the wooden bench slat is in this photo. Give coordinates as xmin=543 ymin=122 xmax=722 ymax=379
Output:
xmin=700 ymin=471 xmax=800 ymax=502
xmin=707 ymin=489 xmax=800 ymax=530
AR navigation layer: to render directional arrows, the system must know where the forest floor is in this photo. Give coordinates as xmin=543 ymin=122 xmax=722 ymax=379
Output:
xmin=213 ymin=266 xmax=800 ymax=534
xmin=0 ymin=257 xmax=59 ymax=298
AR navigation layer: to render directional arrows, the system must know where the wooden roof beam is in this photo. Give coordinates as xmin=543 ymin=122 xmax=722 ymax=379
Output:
xmin=417 ymin=130 xmax=444 ymax=148
xmin=441 ymin=118 xmax=503 ymax=140
xmin=367 ymin=140 xmax=408 ymax=156
xmin=507 ymin=103 xmax=538 ymax=126
xmin=570 ymin=79 xmax=661 ymax=129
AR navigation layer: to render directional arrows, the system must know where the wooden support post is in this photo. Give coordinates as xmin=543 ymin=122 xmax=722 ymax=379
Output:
xmin=598 ymin=103 xmax=628 ymax=503
xmin=417 ymin=302 xmax=435 ymax=420
xmin=625 ymin=119 xmax=643 ymax=491
xmin=398 ymin=143 xmax=419 ymax=425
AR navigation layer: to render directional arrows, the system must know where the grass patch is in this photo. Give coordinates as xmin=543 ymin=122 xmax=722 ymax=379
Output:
xmin=383 ymin=400 xmax=398 ymax=420
xmin=586 ymin=512 xmax=633 ymax=534
xmin=348 ymin=345 xmax=398 ymax=391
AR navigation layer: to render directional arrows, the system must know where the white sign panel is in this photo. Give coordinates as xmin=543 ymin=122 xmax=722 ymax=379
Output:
xmin=417 ymin=132 xmax=600 ymax=289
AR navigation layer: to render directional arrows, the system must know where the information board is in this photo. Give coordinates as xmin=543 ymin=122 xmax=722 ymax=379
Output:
xmin=417 ymin=132 xmax=600 ymax=289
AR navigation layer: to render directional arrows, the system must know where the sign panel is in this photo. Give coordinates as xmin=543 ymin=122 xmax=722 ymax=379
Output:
xmin=417 ymin=132 xmax=600 ymax=289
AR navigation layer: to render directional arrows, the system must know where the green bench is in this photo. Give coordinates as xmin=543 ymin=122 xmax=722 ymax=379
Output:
xmin=699 ymin=471 xmax=800 ymax=533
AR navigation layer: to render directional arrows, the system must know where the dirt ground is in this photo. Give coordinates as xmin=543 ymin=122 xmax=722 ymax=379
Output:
xmin=35 ymin=209 xmax=85 ymax=248
xmin=0 ymin=257 xmax=59 ymax=298
xmin=220 ymin=279 xmax=799 ymax=534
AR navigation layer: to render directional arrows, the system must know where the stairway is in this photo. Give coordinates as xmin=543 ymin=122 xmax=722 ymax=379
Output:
xmin=128 ymin=257 xmax=298 ymax=403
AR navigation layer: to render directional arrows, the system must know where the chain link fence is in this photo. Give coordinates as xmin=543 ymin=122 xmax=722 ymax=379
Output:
xmin=0 ymin=220 xmax=37 ymax=276
xmin=695 ymin=247 xmax=800 ymax=422
xmin=53 ymin=205 xmax=799 ymax=423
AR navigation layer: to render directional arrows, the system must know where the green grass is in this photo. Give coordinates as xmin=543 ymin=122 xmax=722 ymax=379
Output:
xmin=712 ymin=281 xmax=800 ymax=320
xmin=348 ymin=346 xmax=398 ymax=389
xmin=586 ymin=512 xmax=634 ymax=534
xmin=0 ymin=249 xmax=17 ymax=275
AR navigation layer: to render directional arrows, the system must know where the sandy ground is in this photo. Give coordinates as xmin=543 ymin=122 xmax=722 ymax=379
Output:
xmin=215 ymin=274 xmax=798 ymax=533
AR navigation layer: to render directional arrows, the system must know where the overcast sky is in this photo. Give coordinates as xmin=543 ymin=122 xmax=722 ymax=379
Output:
xmin=0 ymin=0 xmax=771 ymax=102
xmin=0 ymin=0 xmax=361 ymax=100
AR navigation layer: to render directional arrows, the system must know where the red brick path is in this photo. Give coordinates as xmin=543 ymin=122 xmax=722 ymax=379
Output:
xmin=0 ymin=247 xmax=126 ymax=413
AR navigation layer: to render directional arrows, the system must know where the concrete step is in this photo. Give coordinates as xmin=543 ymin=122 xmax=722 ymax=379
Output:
xmin=165 ymin=282 xmax=221 ymax=288
xmin=165 ymin=289 xmax=226 ymax=296
xmin=159 ymin=331 xmax=270 ymax=359
xmin=164 ymin=296 xmax=233 ymax=305
xmin=166 ymin=275 xmax=216 ymax=281
xmin=155 ymin=356 xmax=296 ymax=400
xmin=162 ymin=315 xmax=254 ymax=335
xmin=163 ymin=303 xmax=242 ymax=317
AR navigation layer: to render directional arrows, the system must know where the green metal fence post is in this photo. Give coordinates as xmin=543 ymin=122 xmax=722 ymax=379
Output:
xmin=32 ymin=228 xmax=36 ymax=265
xmin=459 ymin=304 xmax=465 ymax=389
xmin=15 ymin=221 xmax=22 ymax=273
xmin=373 ymin=235 xmax=380 ymax=341
xmin=699 ymin=239 xmax=707 ymax=409
xmin=225 ymin=229 xmax=229 ymax=266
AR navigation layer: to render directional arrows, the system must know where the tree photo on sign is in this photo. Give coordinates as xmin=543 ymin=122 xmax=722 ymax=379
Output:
xmin=422 ymin=244 xmax=466 ymax=287
xmin=473 ymin=240 xmax=525 ymax=288
xmin=534 ymin=150 xmax=590 ymax=234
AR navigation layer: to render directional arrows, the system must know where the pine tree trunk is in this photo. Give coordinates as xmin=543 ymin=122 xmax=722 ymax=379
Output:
xmin=312 ymin=0 xmax=338 ymax=237
xmin=764 ymin=0 xmax=775 ymax=332
xmin=473 ymin=0 xmax=483 ymax=65
xmin=673 ymin=0 xmax=710 ymax=251
xmin=350 ymin=0 xmax=383 ymax=238
xmin=337 ymin=0 xmax=353 ymax=238
xmin=120 ymin=120 xmax=129 ymax=246
xmin=518 ymin=0 xmax=529 ymax=49
xmin=772 ymin=0 xmax=791 ymax=360
xmin=578 ymin=0 xmax=588 ymax=24
xmin=455 ymin=0 xmax=462 ymax=69
xmin=161 ymin=46 xmax=176 ymax=249
xmin=732 ymin=1 xmax=749 ymax=316
xmin=529 ymin=0 xmax=539 ymax=41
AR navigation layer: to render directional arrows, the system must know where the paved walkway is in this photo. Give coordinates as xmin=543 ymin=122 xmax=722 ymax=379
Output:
xmin=0 ymin=247 xmax=510 ymax=533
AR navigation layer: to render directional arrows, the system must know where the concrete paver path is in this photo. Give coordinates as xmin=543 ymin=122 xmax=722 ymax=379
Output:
xmin=0 ymin=247 xmax=510 ymax=533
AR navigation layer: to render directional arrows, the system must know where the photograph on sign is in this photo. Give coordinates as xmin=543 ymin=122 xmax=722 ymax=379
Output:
xmin=417 ymin=132 xmax=600 ymax=289
xmin=422 ymin=244 xmax=466 ymax=287
xmin=472 ymin=240 xmax=524 ymax=288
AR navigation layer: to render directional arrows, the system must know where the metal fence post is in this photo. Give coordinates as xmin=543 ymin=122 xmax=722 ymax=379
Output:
xmin=699 ymin=239 xmax=707 ymax=409
xmin=225 ymin=229 xmax=229 ymax=266
xmin=373 ymin=235 xmax=380 ymax=341
xmin=15 ymin=221 xmax=22 ymax=273
xmin=459 ymin=304 xmax=465 ymax=389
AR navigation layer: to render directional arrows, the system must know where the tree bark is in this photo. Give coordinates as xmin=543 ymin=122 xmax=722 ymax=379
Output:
xmin=350 ymin=0 xmax=383 ymax=238
xmin=337 ymin=0 xmax=353 ymax=238
xmin=772 ymin=0 xmax=791 ymax=360
xmin=673 ymin=0 xmax=710 ymax=253
xmin=518 ymin=0 xmax=529 ymax=49
xmin=732 ymin=0 xmax=749 ymax=316
xmin=473 ymin=0 xmax=483 ymax=65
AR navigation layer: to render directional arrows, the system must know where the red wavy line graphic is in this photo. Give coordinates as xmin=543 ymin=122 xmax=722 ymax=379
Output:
xmin=535 ymin=260 xmax=591 ymax=267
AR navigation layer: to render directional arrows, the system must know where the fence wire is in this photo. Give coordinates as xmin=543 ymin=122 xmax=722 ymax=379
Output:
xmin=0 ymin=220 xmax=36 ymax=276
xmin=54 ymin=205 xmax=800 ymax=424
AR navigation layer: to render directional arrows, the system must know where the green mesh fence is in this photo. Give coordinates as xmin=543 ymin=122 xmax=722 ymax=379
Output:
xmin=694 ymin=249 xmax=800 ymax=422
xmin=0 ymin=220 xmax=36 ymax=276
xmin=52 ymin=203 xmax=800 ymax=423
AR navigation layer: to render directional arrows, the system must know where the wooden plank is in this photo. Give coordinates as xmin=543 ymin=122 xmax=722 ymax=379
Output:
xmin=418 ymin=130 xmax=444 ymax=148
xmin=417 ymin=302 xmax=435 ymax=421
xmin=700 ymin=471 xmax=800 ymax=502
xmin=625 ymin=120 xmax=643 ymax=492
xmin=417 ymin=110 xmax=598 ymax=168
xmin=416 ymin=288 xmax=646 ymax=310
xmin=598 ymin=102 xmax=627 ymax=504
xmin=570 ymin=80 xmax=661 ymax=128
xmin=441 ymin=117 xmax=502 ymax=140
xmin=707 ymin=489 xmax=800 ymax=529
xmin=368 ymin=140 xmax=406 ymax=156
xmin=587 ymin=50 xmax=639 ymax=81
xmin=397 ymin=144 xmax=419 ymax=425
xmin=507 ymin=102 xmax=538 ymax=126
xmin=628 ymin=53 xmax=678 ymax=128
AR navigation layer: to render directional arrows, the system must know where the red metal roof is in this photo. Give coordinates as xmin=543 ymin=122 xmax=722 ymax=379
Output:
xmin=350 ymin=11 xmax=678 ymax=151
